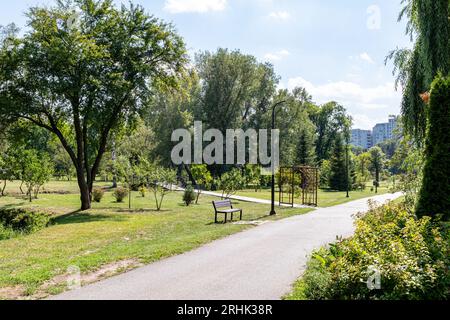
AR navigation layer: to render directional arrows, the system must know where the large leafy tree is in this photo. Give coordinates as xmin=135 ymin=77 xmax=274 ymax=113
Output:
xmin=387 ymin=0 xmax=450 ymax=141
xmin=195 ymin=48 xmax=279 ymax=133
xmin=311 ymin=101 xmax=351 ymax=162
xmin=0 ymin=0 xmax=187 ymax=210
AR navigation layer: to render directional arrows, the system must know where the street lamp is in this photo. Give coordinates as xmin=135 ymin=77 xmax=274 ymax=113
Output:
xmin=270 ymin=100 xmax=286 ymax=216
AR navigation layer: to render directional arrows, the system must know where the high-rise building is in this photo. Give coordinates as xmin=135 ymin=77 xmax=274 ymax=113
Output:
xmin=351 ymin=129 xmax=373 ymax=150
xmin=372 ymin=115 xmax=398 ymax=145
xmin=351 ymin=115 xmax=399 ymax=149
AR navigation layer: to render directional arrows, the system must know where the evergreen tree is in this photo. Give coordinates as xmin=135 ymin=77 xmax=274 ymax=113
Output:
xmin=296 ymin=130 xmax=316 ymax=166
xmin=368 ymin=147 xmax=385 ymax=194
xmin=329 ymin=135 xmax=347 ymax=191
xmin=416 ymin=76 xmax=450 ymax=220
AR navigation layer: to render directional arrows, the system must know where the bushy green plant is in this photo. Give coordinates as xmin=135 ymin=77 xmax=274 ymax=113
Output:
xmin=217 ymin=168 xmax=245 ymax=199
xmin=113 ymin=187 xmax=128 ymax=203
xmin=0 ymin=224 xmax=17 ymax=240
xmin=190 ymin=164 xmax=213 ymax=204
xmin=0 ymin=208 xmax=51 ymax=235
xmin=298 ymin=202 xmax=450 ymax=300
xmin=183 ymin=184 xmax=196 ymax=206
xmin=416 ymin=75 xmax=450 ymax=220
xmin=92 ymin=188 xmax=105 ymax=203
xmin=139 ymin=186 xmax=146 ymax=198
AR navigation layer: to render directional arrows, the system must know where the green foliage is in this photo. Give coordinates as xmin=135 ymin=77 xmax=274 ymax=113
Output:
xmin=0 ymin=224 xmax=17 ymax=241
xmin=388 ymin=0 xmax=450 ymax=140
xmin=92 ymin=188 xmax=105 ymax=203
xmin=190 ymin=164 xmax=213 ymax=204
xmin=368 ymin=146 xmax=386 ymax=193
xmin=145 ymin=166 xmax=177 ymax=211
xmin=0 ymin=0 xmax=187 ymax=210
xmin=319 ymin=160 xmax=331 ymax=188
xmin=19 ymin=150 xmax=54 ymax=202
xmin=183 ymin=184 xmax=196 ymax=207
xmin=329 ymin=135 xmax=347 ymax=191
xmin=0 ymin=152 xmax=14 ymax=196
xmin=139 ymin=186 xmax=147 ymax=198
xmin=113 ymin=187 xmax=128 ymax=203
xmin=416 ymin=76 xmax=450 ymax=220
xmin=298 ymin=202 xmax=450 ymax=300
xmin=217 ymin=168 xmax=245 ymax=199
xmin=311 ymin=102 xmax=352 ymax=162
xmin=243 ymin=165 xmax=262 ymax=192
xmin=195 ymin=48 xmax=278 ymax=133
xmin=0 ymin=208 xmax=51 ymax=236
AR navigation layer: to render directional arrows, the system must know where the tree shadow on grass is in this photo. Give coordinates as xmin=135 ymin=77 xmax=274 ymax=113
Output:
xmin=52 ymin=210 xmax=128 ymax=225
xmin=115 ymin=208 xmax=171 ymax=214
xmin=0 ymin=202 xmax=27 ymax=210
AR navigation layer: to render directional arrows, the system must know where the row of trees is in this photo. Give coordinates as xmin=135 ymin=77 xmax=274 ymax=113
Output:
xmin=0 ymin=0 xmax=357 ymax=211
xmin=1 ymin=0 xmax=433 ymax=213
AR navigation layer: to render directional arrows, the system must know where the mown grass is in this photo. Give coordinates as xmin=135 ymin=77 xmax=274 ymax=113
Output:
xmin=1 ymin=180 xmax=111 ymax=196
xmin=0 ymin=185 xmax=312 ymax=299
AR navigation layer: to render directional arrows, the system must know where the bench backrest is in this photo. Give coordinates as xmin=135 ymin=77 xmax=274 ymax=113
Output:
xmin=213 ymin=200 xmax=232 ymax=209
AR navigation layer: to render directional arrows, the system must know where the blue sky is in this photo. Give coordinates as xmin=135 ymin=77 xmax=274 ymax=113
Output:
xmin=0 ymin=0 xmax=412 ymax=129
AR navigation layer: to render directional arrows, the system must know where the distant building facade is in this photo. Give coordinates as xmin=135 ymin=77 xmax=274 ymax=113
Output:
xmin=351 ymin=129 xmax=373 ymax=150
xmin=351 ymin=115 xmax=399 ymax=150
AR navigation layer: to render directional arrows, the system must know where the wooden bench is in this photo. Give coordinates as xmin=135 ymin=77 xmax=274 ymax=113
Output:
xmin=212 ymin=200 xmax=243 ymax=224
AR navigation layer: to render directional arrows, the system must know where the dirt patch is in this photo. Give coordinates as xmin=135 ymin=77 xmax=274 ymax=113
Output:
xmin=0 ymin=285 xmax=26 ymax=300
xmin=34 ymin=259 xmax=143 ymax=299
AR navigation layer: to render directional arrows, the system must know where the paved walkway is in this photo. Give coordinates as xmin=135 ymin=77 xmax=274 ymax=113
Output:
xmin=198 ymin=190 xmax=312 ymax=209
xmin=52 ymin=192 xmax=402 ymax=300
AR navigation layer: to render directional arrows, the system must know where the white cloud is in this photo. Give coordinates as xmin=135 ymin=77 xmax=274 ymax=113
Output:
xmin=287 ymin=77 xmax=402 ymax=129
xmin=359 ymin=52 xmax=374 ymax=64
xmin=164 ymin=0 xmax=227 ymax=14
xmin=287 ymin=77 xmax=396 ymax=104
xmin=349 ymin=53 xmax=375 ymax=64
xmin=264 ymin=50 xmax=290 ymax=62
xmin=268 ymin=11 xmax=291 ymax=20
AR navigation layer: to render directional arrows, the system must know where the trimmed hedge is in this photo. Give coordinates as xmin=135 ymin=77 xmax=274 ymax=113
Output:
xmin=416 ymin=75 xmax=450 ymax=220
xmin=0 ymin=208 xmax=52 ymax=236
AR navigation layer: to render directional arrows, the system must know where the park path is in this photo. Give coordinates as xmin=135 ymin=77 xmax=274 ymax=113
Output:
xmin=187 ymin=189 xmax=311 ymax=209
xmin=52 ymin=192 xmax=402 ymax=300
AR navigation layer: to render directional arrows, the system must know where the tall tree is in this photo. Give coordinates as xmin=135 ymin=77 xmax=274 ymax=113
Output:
xmin=0 ymin=0 xmax=187 ymax=210
xmin=368 ymin=147 xmax=386 ymax=193
xmin=311 ymin=102 xmax=351 ymax=162
xmin=195 ymin=48 xmax=278 ymax=133
xmin=416 ymin=76 xmax=450 ymax=220
xmin=387 ymin=0 xmax=450 ymax=141
xmin=329 ymin=135 xmax=347 ymax=191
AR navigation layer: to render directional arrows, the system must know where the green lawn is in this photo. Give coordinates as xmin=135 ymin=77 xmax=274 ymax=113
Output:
xmin=1 ymin=179 xmax=112 ymax=196
xmin=0 ymin=186 xmax=312 ymax=299
xmin=236 ymin=183 xmax=391 ymax=208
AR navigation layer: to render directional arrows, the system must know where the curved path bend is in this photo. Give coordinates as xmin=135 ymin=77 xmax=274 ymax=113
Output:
xmin=52 ymin=192 xmax=402 ymax=300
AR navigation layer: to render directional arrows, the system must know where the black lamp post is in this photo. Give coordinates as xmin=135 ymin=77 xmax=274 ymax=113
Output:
xmin=270 ymin=101 xmax=286 ymax=216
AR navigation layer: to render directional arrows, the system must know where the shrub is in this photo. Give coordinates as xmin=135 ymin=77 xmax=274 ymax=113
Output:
xmin=139 ymin=186 xmax=146 ymax=198
xmin=0 ymin=208 xmax=51 ymax=235
xmin=0 ymin=224 xmax=16 ymax=240
xmin=217 ymin=169 xmax=245 ymax=199
xmin=92 ymin=188 xmax=105 ymax=203
xmin=183 ymin=184 xmax=196 ymax=206
xmin=297 ymin=202 xmax=450 ymax=300
xmin=113 ymin=187 xmax=128 ymax=203
xmin=416 ymin=75 xmax=450 ymax=220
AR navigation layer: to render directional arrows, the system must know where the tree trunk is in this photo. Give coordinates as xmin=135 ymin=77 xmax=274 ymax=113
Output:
xmin=76 ymin=166 xmax=91 ymax=210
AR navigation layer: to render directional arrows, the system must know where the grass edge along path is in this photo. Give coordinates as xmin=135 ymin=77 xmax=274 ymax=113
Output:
xmin=0 ymin=191 xmax=313 ymax=300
